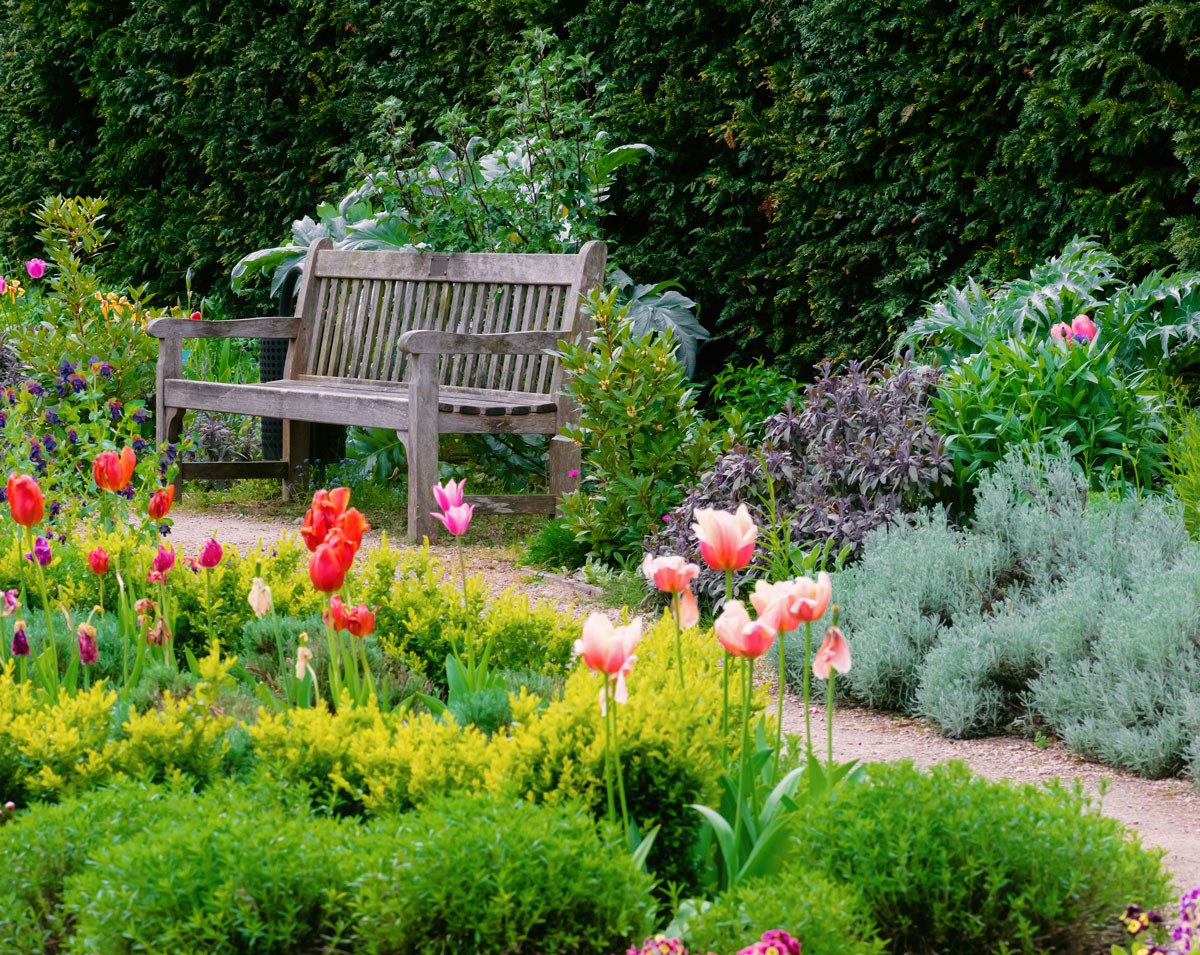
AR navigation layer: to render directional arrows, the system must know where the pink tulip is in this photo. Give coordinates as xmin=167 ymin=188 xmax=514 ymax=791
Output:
xmin=691 ymin=504 xmax=757 ymax=572
xmin=432 ymin=502 xmax=475 ymax=536
xmin=714 ymin=599 xmax=776 ymax=659
xmin=678 ymin=586 xmax=699 ymax=628
xmin=751 ymin=579 xmax=805 ymax=632
xmin=790 ymin=571 xmax=832 ymax=623
xmin=197 ymin=538 xmax=223 ymax=568
xmin=1071 ymin=313 xmax=1097 ymax=343
xmin=151 ymin=545 xmax=175 ymax=576
xmin=813 ymin=624 xmax=851 ymax=679
xmin=432 ymin=478 xmax=465 ymax=512
xmin=24 ymin=259 xmax=45 ymax=279
xmin=575 ymin=613 xmax=641 ymax=674
xmin=1050 ymin=322 xmax=1072 ymax=342
xmin=641 ymin=553 xmax=699 ymax=594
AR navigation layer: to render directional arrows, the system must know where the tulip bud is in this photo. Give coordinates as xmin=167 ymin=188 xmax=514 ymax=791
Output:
xmin=147 ymin=485 xmax=175 ymax=520
xmin=11 ymin=620 xmax=29 ymax=657
xmin=247 ymin=577 xmax=273 ymax=618
xmin=77 ymin=623 xmax=98 ymax=665
xmin=6 ymin=473 xmax=44 ymax=527
xmin=197 ymin=538 xmax=223 ymax=568
xmin=87 ymin=547 xmax=109 ymax=575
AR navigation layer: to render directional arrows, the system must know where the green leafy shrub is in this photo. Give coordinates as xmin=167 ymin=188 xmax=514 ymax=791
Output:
xmin=352 ymin=795 xmax=656 ymax=955
xmin=798 ymin=444 xmax=1200 ymax=777
xmin=930 ymin=328 xmax=1167 ymax=491
xmin=557 ymin=288 xmax=720 ymax=564
xmin=682 ymin=873 xmax=886 ymax=955
xmin=791 ymin=761 xmax=1170 ymax=955
xmin=708 ymin=357 xmax=800 ymax=443
xmin=520 ymin=517 xmax=591 ymax=570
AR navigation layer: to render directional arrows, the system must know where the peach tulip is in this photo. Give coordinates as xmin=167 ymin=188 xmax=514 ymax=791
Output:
xmin=641 ymin=553 xmax=699 ymax=594
xmin=790 ymin=571 xmax=832 ymax=623
xmin=714 ymin=599 xmax=776 ymax=659
xmin=751 ymin=579 xmax=804 ymax=633
xmin=575 ymin=613 xmax=641 ymax=674
xmin=678 ymin=586 xmax=699 ymax=628
xmin=692 ymin=505 xmax=757 ymax=572
xmin=813 ymin=624 xmax=851 ymax=679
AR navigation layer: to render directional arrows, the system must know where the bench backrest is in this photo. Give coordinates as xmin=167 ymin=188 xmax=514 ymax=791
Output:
xmin=287 ymin=240 xmax=606 ymax=397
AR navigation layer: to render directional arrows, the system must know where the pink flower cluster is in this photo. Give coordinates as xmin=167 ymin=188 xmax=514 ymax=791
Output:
xmin=1050 ymin=313 xmax=1097 ymax=346
xmin=620 ymin=930 xmax=801 ymax=955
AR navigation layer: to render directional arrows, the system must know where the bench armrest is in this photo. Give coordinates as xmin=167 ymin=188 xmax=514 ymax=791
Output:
xmin=396 ymin=330 xmax=564 ymax=356
xmin=146 ymin=316 xmax=301 ymax=340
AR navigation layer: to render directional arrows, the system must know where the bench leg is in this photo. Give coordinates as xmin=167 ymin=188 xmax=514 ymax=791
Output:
xmin=548 ymin=406 xmax=581 ymax=514
xmin=282 ymin=419 xmax=310 ymax=503
xmin=158 ymin=406 xmax=186 ymax=500
xmin=405 ymin=426 xmax=440 ymax=543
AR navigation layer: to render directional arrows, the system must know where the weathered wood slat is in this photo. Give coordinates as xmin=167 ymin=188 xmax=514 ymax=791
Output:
xmin=146 ymin=316 xmax=300 ymax=340
xmin=465 ymin=494 xmax=557 ymax=515
xmin=180 ymin=461 xmax=289 ymax=481
xmin=313 ymin=248 xmax=585 ymax=285
xmin=536 ymin=285 xmax=564 ymax=394
xmin=396 ymin=330 xmax=562 ymax=356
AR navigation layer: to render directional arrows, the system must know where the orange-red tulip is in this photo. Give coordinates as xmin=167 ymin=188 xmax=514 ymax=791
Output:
xmin=301 ymin=487 xmax=351 ymax=551
xmin=309 ymin=542 xmax=346 ymax=592
xmin=813 ymin=625 xmax=851 ymax=679
xmin=325 ymin=595 xmax=377 ymax=637
xmin=87 ymin=547 xmax=109 ymax=575
xmin=691 ymin=505 xmax=757 ymax=572
xmin=147 ymin=484 xmax=175 ymax=521
xmin=93 ymin=447 xmax=136 ymax=493
xmin=714 ymin=599 xmax=776 ymax=659
xmin=6 ymin=473 xmax=43 ymax=527
xmin=335 ymin=507 xmax=369 ymax=552
xmin=324 ymin=528 xmax=357 ymax=572
xmin=641 ymin=553 xmax=699 ymax=594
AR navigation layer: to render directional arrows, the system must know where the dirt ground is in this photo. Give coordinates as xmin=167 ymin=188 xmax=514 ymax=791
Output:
xmin=173 ymin=505 xmax=1200 ymax=895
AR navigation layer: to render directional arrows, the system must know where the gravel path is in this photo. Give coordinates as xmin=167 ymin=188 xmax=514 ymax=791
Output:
xmin=172 ymin=506 xmax=1200 ymax=893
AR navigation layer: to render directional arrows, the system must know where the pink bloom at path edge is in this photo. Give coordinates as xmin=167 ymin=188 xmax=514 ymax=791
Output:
xmin=24 ymin=259 xmax=45 ymax=279
xmin=575 ymin=613 xmax=642 ymax=712
xmin=751 ymin=572 xmax=832 ymax=632
xmin=197 ymin=538 xmax=223 ymax=569
xmin=691 ymin=504 xmax=757 ymax=572
xmin=641 ymin=553 xmax=699 ymax=594
xmin=432 ymin=502 xmax=475 ymax=536
xmin=432 ymin=478 xmax=465 ymax=512
xmin=813 ymin=624 xmax=851 ymax=679
xmin=714 ymin=599 xmax=776 ymax=659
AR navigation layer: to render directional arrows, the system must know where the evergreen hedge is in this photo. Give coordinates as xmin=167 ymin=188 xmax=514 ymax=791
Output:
xmin=2 ymin=0 xmax=1198 ymax=374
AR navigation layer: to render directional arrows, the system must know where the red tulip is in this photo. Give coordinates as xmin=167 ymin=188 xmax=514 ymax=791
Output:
xmin=714 ymin=599 xmax=776 ymax=659
xmin=309 ymin=542 xmax=346 ymax=592
xmin=301 ymin=487 xmax=352 ymax=551
xmin=324 ymin=528 xmax=357 ymax=572
xmin=335 ymin=507 xmax=369 ymax=552
xmin=691 ymin=505 xmax=757 ymax=572
xmin=324 ymin=595 xmax=377 ymax=637
xmin=6 ymin=473 xmax=44 ymax=527
xmin=641 ymin=553 xmax=699 ymax=594
xmin=197 ymin=538 xmax=223 ymax=568
xmin=93 ymin=447 xmax=136 ymax=493
xmin=813 ymin=625 xmax=851 ymax=679
xmin=87 ymin=547 xmax=109 ymax=575
xmin=148 ymin=485 xmax=175 ymax=520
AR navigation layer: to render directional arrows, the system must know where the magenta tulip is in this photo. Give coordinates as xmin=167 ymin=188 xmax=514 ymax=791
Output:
xmin=197 ymin=538 xmax=223 ymax=568
xmin=1071 ymin=313 xmax=1097 ymax=343
xmin=432 ymin=502 xmax=475 ymax=536
xmin=24 ymin=259 xmax=45 ymax=279
xmin=432 ymin=478 xmax=465 ymax=512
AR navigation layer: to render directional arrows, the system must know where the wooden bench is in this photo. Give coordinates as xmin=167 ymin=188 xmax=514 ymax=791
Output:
xmin=147 ymin=239 xmax=606 ymax=540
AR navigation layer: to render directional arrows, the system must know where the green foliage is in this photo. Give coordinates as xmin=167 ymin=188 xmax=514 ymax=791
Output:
xmin=233 ymin=29 xmax=652 ymax=293
xmin=683 ymin=872 xmax=886 ymax=955
xmin=931 ymin=334 xmax=1168 ymax=489
xmin=557 ymin=288 xmax=720 ymax=564
xmin=802 ymin=444 xmax=1200 ymax=778
xmin=1165 ymin=403 xmax=1200 ymax=536
xmin=708 ymin=358 xmax=800 ymax=443
xmin=790 ymin=761 xmax=1170 ymax=955
xmin=610 ymin=269 xmax=709 ymax=379
xmin=353 ymin=796 xmax=656 ymax=955
xmin=520 ymin=517 xmax=591 ymax=571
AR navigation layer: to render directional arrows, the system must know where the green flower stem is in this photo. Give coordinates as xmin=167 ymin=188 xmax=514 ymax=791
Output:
xmin=609 ymin=679 xmax=630 ymax=841
xmin=28 ymin=528 xmax=57 ymax=678
xmin=0 ymin=613 xmax=8 ymax=666
xmin=457 ymin=536 xmax=467 ymax=606
xmin=671 ymin=592 xmax=684 ymax=688
xmin=721 ymin=568 xmax=733 ymax=764
xmin=731 ymin=656 xmax=753 ymax=874
xmin=774 ymin=624 xmax=786 ymax=782
xmin=803 ymin=620 xmax=813 ymax=754
xmin=827 ymin=672 xmax=835 ymax=769
xmin=204 ymin=568 xmax=214 ymax=644
xmin=325 ymin=624 xmax=343 ymax=705
xmin=157 ymin=580 xmax=175 ymax=670
xmin=12 ymin=534 xmax=26 ymax=615
xmin=359 ymin=636 xmax=375 ymax=704
xmin=602 ymin=678 xmax=617 ymax=824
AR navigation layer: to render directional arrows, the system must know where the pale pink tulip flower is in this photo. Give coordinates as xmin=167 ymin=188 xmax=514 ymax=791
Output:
xmin=813 ymin=625 xmax=851 ymax=679
xmin=641 ymin=553 xmax=699 ymax=594
xmin=691 ymin=504 xmax=757 ymax=572
xmin=1050 ymin=322 xmax=1072 ymax=342
xmin=678 ymin=587 xmax=699 ymax=628
xmin=714 ymin=599 xmax=776 ymax=659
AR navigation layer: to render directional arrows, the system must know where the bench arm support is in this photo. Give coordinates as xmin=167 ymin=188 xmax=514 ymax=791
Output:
xmin=396 ymin=330 xmax=563 ymax=356
xmin=147 ymin=316 xmax=301 ymax=340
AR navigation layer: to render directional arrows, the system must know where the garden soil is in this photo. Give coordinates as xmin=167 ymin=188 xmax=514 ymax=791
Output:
xmin=173 ymin=507 xmax=1200 ymax=894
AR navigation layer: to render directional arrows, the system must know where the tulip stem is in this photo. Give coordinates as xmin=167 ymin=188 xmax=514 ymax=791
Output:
xmin=774 ymin=622 xmax=785 ymax=782
xmin=827 ymin=672 xmax=835 ymax=771
xmin=602 ymin=678 xmax=617 ymax=825
xmin=670 ymin=592 xmax=685 ymax=688
xmin=27 ymin=529 xmax=57 ymax=680
xmin=731 ymin=656 xmax=753 ymax=885
xmin=721 ymin=569 xmax=733 ymax=764
xmin=204 ymin=568 xmax=214 ymax=645
xmin=609 ymin=680 xmax=630 ymax=841
xmin=11 ymin=534 xmax=26 ymax=617
xmin=457 ymin=537 xmax=467 ymax=607
xmin=803 ymin=620 xmax=813 ymax=755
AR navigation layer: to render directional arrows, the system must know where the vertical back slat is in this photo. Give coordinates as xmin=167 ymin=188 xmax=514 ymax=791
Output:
xmin=482 ymin=284 xmax=512 ymax=390
xmin=499 ymin=284 xmax=532 ymax=391
xmin=535 ymin=285 xmax=564 ymax=394
xmin=394 ymin=280 xmax=430 ymax=382
xmin=325 ymin=279 xmax=359 ymax=376
xmin=441 ymin=282 xmax=468 ymax=386
xmin=345 ymin=279 xmax=378 ymax=377
xmin=373 ymin=280 xmax=405 ymax=379
xmin=313 ymin=279 xmax=346 ymax=377
xmin=457 ymin=282 xmax=490 ymax=388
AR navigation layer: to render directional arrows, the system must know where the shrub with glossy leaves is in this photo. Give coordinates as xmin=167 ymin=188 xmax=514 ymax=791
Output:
xmin=647 ymin=358 xmax=951 ymax=604
xmin=791 ymin=761 xmax=1170 ymax=955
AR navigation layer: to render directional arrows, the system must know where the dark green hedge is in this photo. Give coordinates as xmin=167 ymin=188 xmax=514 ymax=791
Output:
xmin=2 ymin=0 xmax=1199 ymax=375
